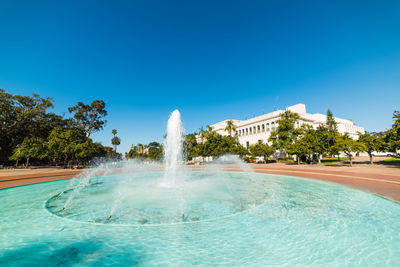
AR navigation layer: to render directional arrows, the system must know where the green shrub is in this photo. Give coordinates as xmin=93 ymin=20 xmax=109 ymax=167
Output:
xmin=320 ymin=157 xmax=347 ymax=163
xmin=382 ymin=158 xmax=400 ymax=163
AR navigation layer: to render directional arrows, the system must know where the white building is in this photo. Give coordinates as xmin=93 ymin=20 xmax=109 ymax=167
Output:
xmin=209 ymin=104 xmax=364 ymax=149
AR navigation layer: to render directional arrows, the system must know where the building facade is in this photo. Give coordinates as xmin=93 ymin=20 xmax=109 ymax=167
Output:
xmin=209 ymin=104 xmax=365 ymax=148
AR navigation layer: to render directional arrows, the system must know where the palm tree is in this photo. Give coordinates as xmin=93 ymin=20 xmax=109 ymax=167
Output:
xmin=199 ymin=126 xmax=205 ymax=142
xmin=224 ymin=120 xmax=237 ymax=136
xmin=111 ymin=129 xmax=121 ymax=152
xmin=204 ymin=125 xmax=215 ymax=139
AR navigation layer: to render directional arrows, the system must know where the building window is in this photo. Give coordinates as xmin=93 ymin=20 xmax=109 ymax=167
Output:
xmin=257 ymin=125 xmax=260 ymax=133
xmin=262 ymin=124 xmax=265 ymax=132
xmin=246 ymin=128 xmax=248 ymax=135
xmin=235 ymin=131 xmax=238 ymax=135
xmin=253 ymin=126 xmax=256 ymax=133
xmin=250 ymin=127 xmax=252 ymax=134
xmin=266 ymin=123 xmax=270 ymax=131
xmin=246 ymin=141 xmax=249 ymax=148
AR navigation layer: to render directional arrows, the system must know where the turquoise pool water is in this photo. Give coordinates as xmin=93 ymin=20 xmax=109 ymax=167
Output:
xmin=1 ymin=172 xmax=400 ymax=266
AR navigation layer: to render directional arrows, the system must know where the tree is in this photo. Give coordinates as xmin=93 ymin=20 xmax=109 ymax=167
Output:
xmin=0 ymin=89 xmax=68 ymax=164
xmin=125 ymin=147 xmax=137 ymax=159
xmin=68 ymin=100 xmax=107 ymax=137
xmin=126 ymin=144 xmax=146 ymax=159
xmin=103 ymin=146 xmax=120 ymax=159
xmin=203 ymin=125 xmax=215 ymax=139
xmin=249 ymin=142 xmax=274 ymax=162
xmin=313 ymin=125 xmax=330 ymax=163
xmin=111 ymin=137 xmax=121 ymax=152
xmin=269 ymin=110 xmax=301 ymax=158
xmin=230 ymin=144 xmax=249 ymax=158
xmin=385 ymin=111 xmax=400 ymax=153
xmin=326 ymin=109 xmax=338 ymax=132
xmin=47 ymin=127 xmax=88 ymax=167
xmin=332 ymin=134 xmax=365 ymax=167
xmin=9 ymin=145 xmax=24 ymax=167
xmin=198 ymin=126 xmax=205 ymax=143
xmin=0 ymin=89 xmax=113 ymax=166
xmin=185 ymin=131 xmax=249 ymax=160
xmin=288 ymin=125 xmax=313 ymax=165
xmin=325 ymin=109 xmax=340 ymax=158
xmin=147 ymin=142 xmax=163 ymax=161
xmin=195 ymin=132 xmax=247 ymax=158
xmin=126 ymin=141 xmax=163 ymax=161
xmin=10 ymin=137 xmax=46 ymax=167
xmin=74 ymin=140 xmax=106 ymax=165
xmin=184 ymin=134 xmax=199 ymax=160
xmin=359 ymin=132 xmax=382 ymax=164
xmin=111 ymin=129 xmax=121 ymax=152
xmin=290 ymin=137 xmax=312 ymax=165
xmin=224 ymin=120 xmax=237 ymax=137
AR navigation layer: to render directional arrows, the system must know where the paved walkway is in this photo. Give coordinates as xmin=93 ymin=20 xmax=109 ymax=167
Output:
xmin=0 ymin=169 xmax=82 ymax=189
xmin=1 ymin=163 xmax=399 ymax=202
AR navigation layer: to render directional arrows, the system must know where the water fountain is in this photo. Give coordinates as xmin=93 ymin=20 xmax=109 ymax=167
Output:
xmin=45 ymin=109 xmax=269 ymax=225
xmin=2 ymin=110 xmax=400 ymax=265
xmin=162 ymin=109 xmax=184 ymax=186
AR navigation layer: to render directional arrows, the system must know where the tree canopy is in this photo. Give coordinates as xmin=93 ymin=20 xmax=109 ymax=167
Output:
xmin=288 ymin=125 xmax=314 ymax=164
xmin=332 ymin=134 xmax=365 ymax=166
xmin=1 ymin=89 xmax=71 ymax=164
xmin=326 ymin=109 xmax=338 ymax=132
xmin=10 ymin=137 xmax=46 ymax=167
xmin=358 ymin=132 xmax=382 ymax=164
xmin=184 ymin=131 xmax=248 ymax=160
xmin=385 ymin=111 xmax=400 ymax=152
xmin=68 ymin=100 xmax=107 ymax=137
xmin=111 ymin=129 xmax=121 ymax=152
xmin=249 ymin=141 xmax=274 ymax=162
xmin=126 ymin=141 xmax=163 ymax=161
xmin=224 ymin=120 xmax=237 ymax=136
xmin=0 ymin=89 xmax=111 ymax=167
xmin=269 ymin=110 xmax=301 ymax=156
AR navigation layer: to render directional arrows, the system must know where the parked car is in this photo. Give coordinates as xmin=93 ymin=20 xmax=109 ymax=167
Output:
xmin=372 ymin=151 xmax=396 ymax=157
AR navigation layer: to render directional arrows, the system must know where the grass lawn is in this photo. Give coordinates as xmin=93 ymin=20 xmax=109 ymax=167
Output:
xmin=321 ymin=157 xmax=348 ymax=163
xmin=382 ymin=157 xmax=400 ymax=163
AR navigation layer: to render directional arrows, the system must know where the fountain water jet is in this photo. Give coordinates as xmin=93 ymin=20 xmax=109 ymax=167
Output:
xmin=50 ymin=109 xmax=275 ymax=225
xmin=162 ymin=109 xmax=184 ymax=186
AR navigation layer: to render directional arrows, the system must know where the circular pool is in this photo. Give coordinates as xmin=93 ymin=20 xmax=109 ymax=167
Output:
xmin=46 ymin=172 xmax=271 ymax=226
xmin=1 ymin=172 xmax=400 ymax=266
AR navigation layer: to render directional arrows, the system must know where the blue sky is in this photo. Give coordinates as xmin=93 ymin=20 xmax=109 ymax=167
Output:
xmin=1 ymin=0 xmax=399 ymax=153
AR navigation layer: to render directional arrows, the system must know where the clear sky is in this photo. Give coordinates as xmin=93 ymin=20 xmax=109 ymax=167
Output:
xmin=1 ymin=0 xmax=399 ymax=153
